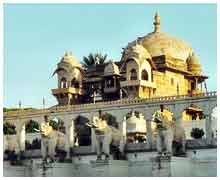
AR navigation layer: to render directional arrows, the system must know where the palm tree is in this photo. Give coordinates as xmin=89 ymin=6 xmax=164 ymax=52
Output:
xmin=82 ymin=53 xmax=107 ymax=68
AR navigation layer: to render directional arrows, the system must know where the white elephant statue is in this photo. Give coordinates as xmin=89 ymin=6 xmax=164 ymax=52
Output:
xmin=41 ymin=130 xmax=66 ymax=162
xmin=152 ymin=109 xmax=186 ymax=156
xmin=86 ymin=115 xmax=125 ymax=161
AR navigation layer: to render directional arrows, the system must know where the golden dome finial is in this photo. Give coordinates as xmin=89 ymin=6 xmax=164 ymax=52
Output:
xmin=154 ymin=12 xmax=161 ymax=33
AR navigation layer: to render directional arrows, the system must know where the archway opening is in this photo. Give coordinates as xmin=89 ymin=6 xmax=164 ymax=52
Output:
xmin=74 ymin=116 xmax=91 ymax=146
xmin=181 ymin=104 xmax=205 ymax=140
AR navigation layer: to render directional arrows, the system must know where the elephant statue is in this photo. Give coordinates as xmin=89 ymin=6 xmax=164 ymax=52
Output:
xmin=152 ymin=106 xmax=186 ymax=156
xmin=40 ymin=129 xmax=66 ymax=163
xmin=86 ymin=112 xmax=125 ymax=161
xmin=38 ymin=115 xmax=67 ymax=163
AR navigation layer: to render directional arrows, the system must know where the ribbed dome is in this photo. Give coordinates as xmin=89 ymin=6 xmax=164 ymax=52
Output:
xmin=60 ymin=52 xmax=82 ymax=68
xmin=124 ymin=13 xmax=194 ymax=62
xmin=104 ymin=61 xmax=120 ymax=76
xmin=139 ymin=32 xmax=193 ymax=61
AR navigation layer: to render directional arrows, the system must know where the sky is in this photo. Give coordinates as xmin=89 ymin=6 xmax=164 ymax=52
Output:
xmin=3 ymin=3 xmax=217 ymax=109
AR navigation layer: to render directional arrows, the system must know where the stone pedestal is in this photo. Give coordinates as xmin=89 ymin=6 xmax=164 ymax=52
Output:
xmin=151 ymin=155 xmax=171 ymax=177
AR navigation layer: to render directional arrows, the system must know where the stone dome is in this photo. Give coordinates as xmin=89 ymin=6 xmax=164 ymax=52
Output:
xmin=124 ymin=13 xmax=194 ymax=62
xmin=104 ymin=61 xmax=120 ymax=76
xmin=122 ymin=43 xmax=152 ymax=65
xmin=59 ymin=52 xmax=82 ymax=68
xmin=186 ymin=53 xmax=202 ymax=75
xmin=139 ymin=32 xmax=193 ymax=61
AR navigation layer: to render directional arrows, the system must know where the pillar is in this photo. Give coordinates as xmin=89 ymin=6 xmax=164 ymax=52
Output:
xmin=204 ymin=110 xmax=212 ymax=145
xmin=114 ymin=76 xmax=116 ymax=87
xmin=122 ymin=117 xmax=127 ymax=142
xmin=90 ymin=113 xmax=98 ymax=152
xmin=146 ymin=120 xmax=153 ymax=149
xmin=143 ymin=109 xmax=155 ymax=149
xmin=64 ymin=120 xmax=74 ymax=158
xmin=17 ymin=123 xmax=26 ymax=152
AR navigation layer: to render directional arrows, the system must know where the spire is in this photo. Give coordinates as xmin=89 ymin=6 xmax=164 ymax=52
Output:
xmin=153 ymin=12 xmax=161 ymax=33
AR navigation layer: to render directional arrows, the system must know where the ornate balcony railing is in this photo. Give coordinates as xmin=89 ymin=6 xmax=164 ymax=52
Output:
xmin=4 ymin=91 xmax=216 ymax=119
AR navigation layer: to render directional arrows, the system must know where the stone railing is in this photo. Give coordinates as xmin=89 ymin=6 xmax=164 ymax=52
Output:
xmin=4 ymin=91 xmax=216 ymax=118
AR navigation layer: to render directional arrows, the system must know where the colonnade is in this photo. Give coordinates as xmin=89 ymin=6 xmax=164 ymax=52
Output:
xmin=4 ymin=98 xmax=217 ymax=158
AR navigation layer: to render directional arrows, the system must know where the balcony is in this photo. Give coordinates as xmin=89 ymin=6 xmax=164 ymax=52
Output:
xmin=120 ymin=80 xmax=156 ymax=88
xmin=51 ymin=87 xmax=85 ymax=95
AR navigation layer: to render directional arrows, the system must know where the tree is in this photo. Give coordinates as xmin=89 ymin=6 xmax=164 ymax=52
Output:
xmin=3 ymin=122 xmax=16 ymax=135
xmin=25 ymin=120 xmax=40 ymax=133
xmin=49 ymin=120 xmax=59 ymax=130
xmin=82 ymin=53 xmax=107 ymax=68
xmin=190 ymin=128 xmax=205 ymax=139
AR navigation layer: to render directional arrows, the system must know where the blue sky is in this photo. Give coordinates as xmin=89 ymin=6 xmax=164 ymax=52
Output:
xmin=4 ymin=3 xmax=217 ymax=108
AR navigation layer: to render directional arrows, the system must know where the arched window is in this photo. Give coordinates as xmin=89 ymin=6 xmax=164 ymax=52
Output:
xmin=71 ymin=78 xmax=79 ymax=88
xmin=61 ymin=77 xmax=67 ymax=88
xmin=141 ymin=70 xmax=149 ymax=81
xmin=130 ymin=69 xmax=137 ymax=80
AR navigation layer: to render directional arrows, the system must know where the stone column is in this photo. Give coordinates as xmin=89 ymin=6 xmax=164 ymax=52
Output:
xmin=64 ymin=120 xmax=74 ymax=158
xmin=122 ymin=117 xmax=127 ymax=142
xmin=91 ymin=128 xmax=96 ymax=152
xmin=114 ymin=77 xmax=116 ymax=88
xmin=17 ymin=123 xmax=26 ymax=152
xmin=143 ymin=109 xmax=155 ymax=149
xmin=146 ymin=120 xmax=153 ymax=149
xmin=204 ymin=110 xmax=212 ymax=145
xmin=88 ymin=114 xmax=97 ymax=152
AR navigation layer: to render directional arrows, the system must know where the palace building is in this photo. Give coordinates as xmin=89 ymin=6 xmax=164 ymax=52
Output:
xmin=51 ymin=13 xmax=208 ymax=106
xmin=3 ymin=12 xmax=217 ymax=177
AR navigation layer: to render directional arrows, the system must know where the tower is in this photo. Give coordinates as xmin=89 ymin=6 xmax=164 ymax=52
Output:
xmin=51 ymin=52 xmax=85 ymax=105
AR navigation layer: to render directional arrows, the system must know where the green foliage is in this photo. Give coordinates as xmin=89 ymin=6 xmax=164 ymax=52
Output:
xmin=190 ymin=128 xmax=205 ymax=139
xmin=3 ymin=122 xmax=16 ymax=135
xmin=25 ymin=120 xmax=40 ymax=133
xmin=3 ymin=107 xmax=35 ymax=112
xmin=49 ymin=120 xmax=58 ymax=130
xmin=82 ymin=53 xmax=108 ymax=68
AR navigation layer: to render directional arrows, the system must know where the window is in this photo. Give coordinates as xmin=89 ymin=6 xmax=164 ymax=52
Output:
xmin=106 ymin=78 xmax=114 ymax=88
xmin=141 ymin=70 xmax=149 ymax=81
xmin=191 ymin=82 xmax=195 ymax=90
xmin=71 ymin=78 xmax=79 ymax=88
xmin=61 ymin=77 xmax=67 ymax=88
xmin=130 ymin=69 xmax=137 ymax=80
